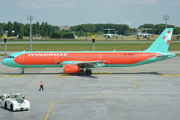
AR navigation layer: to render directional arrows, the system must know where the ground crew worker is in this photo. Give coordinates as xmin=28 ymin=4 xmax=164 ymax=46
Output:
xmin=39 ymin=81 xmax=43 ymax=91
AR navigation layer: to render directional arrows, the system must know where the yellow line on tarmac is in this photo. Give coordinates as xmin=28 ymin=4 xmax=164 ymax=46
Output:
xmin=45 ymin=101 xmax=54 ymax=120
xmin=129 ymin=68 xmax=137 ymax=73
xmin=3 ymin=75 xmax=26 ymax=77
xmin=162 ymin=74 xmax=180 ymax=77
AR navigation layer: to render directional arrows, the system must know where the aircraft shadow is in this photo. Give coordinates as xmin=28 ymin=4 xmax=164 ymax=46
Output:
xmin=0 ymin=72 xmax=98 ymax=78
xmin=0 ymin=72 xmax=162 ymax=77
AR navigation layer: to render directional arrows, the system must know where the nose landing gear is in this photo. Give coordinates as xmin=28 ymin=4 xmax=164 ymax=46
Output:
xmin=20 ymin=68 xmax=25 ymax=75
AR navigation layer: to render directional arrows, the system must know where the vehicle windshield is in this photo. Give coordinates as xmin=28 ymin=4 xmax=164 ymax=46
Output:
xmin=6 ymin=95 xmax=20 ymax=99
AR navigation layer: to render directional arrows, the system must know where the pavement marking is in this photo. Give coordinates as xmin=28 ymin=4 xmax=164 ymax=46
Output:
xmin=162 ymin=74 xmax=180 ymax=77
xmin=55 ymin=77 xmax=137 ymax=102
xmin=0 ymin=77 xmax=9 ymax=81
xmin=56 ymin=74 xmax=73 ymax=76
xmin=3 ymin=75 xmax=26 ymax=77
xmin=24 ymin=86 xmax=31 ymax=88
xmin=45 ymin=101 xmax=54 ymax=120
xmin=8 ymin=87 xmax=17 ymax=90
xmin=129 ymin=68 xmax=138 ymax=73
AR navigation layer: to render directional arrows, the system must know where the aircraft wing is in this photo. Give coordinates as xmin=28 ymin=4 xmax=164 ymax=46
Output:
xmin=61 ymin=60 xmax=107 ymax=67
xmin=74 ymin=60 xmax=106 ymax=67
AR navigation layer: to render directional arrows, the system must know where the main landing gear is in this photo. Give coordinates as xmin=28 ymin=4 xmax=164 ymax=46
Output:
xmin=20 ymin=68 xmax=25 ymax=75
xmin=86 ymin=69 xmax=92 ymax=76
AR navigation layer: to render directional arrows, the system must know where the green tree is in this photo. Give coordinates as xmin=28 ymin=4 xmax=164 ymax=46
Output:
xmin=44 ymin=22 xmax=48 ymax=36
xmin=174 ymin=27 xmax=180 ymax=34
xmin=47 ymin=24 xmax=52 ymax=37
xmin=50 ymin=32 xmax=61 ymax=38
xmin=32 ymin=23 xmax=37 ymax=35
xmin=23 ymin=24 xmax=30 ymax=36
xmin=36 ymin=22 xmax=40 ymax=34
xmin=52 ymin=27 xmax=55 ymax=33
xmin=13 ymin=21 xmax=18 ymax=36
xmin=40 ymin=22 xmax=45 ymax=37
xmin=2 ymin=24 xmax=8 ymax=31
xmin=7 ymin=21 xmax=13 ymax=36
xmin=78 ymin=29 xmax=84 ymax=37
xmin=0 ymin=23 xmax=5 ymax=32
xmin=17 ymin=24 xmax=21 ymax=35
xmin=62 ymin=33 xmax=74 ymax=38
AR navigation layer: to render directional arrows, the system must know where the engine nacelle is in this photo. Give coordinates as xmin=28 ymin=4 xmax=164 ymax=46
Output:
xmin=63 ymin=65 xmax=82 ymax=73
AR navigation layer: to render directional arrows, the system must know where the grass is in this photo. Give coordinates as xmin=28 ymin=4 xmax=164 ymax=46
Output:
xmin=0 ymin=43 xmax=180 ymax=51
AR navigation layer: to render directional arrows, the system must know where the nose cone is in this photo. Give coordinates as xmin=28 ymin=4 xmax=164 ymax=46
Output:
xmin=2 ymin=58 xmax=11 ymax=66
xmin=2 ymin=59 xmax=8 ymax=66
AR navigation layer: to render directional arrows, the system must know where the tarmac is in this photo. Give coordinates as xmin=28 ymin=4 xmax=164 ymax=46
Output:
xmin=0 ymin=56 xmax=180 ymax=120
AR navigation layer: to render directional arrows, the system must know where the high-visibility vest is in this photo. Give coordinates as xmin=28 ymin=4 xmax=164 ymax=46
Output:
xmin=40 ymin=82 xmax=43 ymax=86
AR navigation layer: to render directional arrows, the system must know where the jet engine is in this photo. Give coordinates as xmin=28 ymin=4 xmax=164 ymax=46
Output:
xmin=63 ymin=65 xmax=82 ymax=73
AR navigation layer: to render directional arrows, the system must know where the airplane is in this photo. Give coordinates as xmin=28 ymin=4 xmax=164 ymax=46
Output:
xmin=95 ymin=28 xmax=122 ymax=38
xmin=136 ymin=28 xmax=156 ymax=38
xmin=2 ymin=28 xmax=175 ymax=76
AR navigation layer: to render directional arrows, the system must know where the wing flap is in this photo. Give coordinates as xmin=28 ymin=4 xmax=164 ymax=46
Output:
xmin=61 ymin=60 xmax=106 ymax=68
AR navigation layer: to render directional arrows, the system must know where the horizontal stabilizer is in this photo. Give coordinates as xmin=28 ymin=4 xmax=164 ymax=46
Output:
xmin=156 ymin=54 xmax=176 ymax=59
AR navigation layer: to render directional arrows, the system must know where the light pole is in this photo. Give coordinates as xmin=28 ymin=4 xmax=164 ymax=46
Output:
xmin=163 ymin=15 xmax=169 ymax=28
xmin=92 ymin=36 xmax=95 ymax=51
xmin=27 ymin=15 xmax=33 ymax=51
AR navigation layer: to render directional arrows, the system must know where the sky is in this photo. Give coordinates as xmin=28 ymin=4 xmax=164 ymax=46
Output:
xmin=0 ymin=0 xmax=180 ymax=28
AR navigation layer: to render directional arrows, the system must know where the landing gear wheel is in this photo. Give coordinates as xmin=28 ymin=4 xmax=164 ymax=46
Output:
xmin=20 ymin=68 xmax=25 ymax=75
xmin=20 ymin=71 xmax=24 ymax=75
xmin=86 ymin=70 xmax=92 ymax=75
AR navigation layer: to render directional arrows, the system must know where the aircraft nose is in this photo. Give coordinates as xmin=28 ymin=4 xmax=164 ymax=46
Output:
xmin=2 ymin=59 xmax=8 ymax=66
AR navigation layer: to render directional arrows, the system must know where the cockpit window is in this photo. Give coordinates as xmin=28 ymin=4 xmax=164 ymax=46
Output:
xmin=8 ymin=56 xmax=14 ymax=58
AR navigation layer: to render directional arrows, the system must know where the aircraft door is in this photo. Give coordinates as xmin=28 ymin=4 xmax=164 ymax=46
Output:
xmin=54 ymin=56 xmax=59 ymax=64
xmin=143 ymin=53 xmax=148 ymax=60
xmin=97 ymin=54 xmax=102 ymax=61
xmin=19 ymin=54 xmax=24 ymax=62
